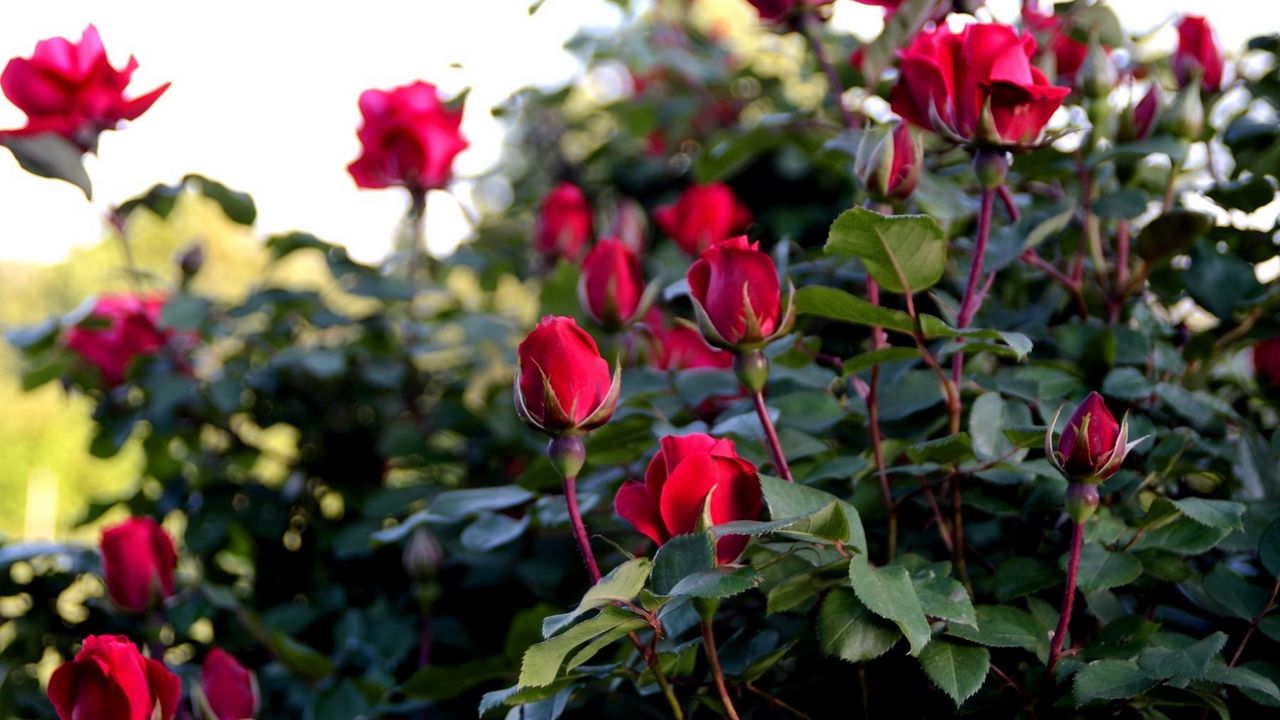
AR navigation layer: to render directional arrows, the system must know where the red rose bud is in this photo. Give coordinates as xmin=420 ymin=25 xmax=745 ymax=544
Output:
xmin=1050 ymin=392 xmax=1136 ymax=483
xmin=855 ymin=122 xmax=921 ymax=203
xmin=196 ymin=648 xmax=258 ymax=720
xmin=647 ymin=315 xmax=733 ymax=372
xmin=1174 ymin=15 xmax=1224 ymax=93
xmin=66 ymin=293 xmax=176 ymax=387
xmin=614 ymin=433 xmax=762 ymax=564
xmin=890 ymin=23 xmax=1071 ymax=148
xmin=47 ymin=635 xmax=180 ymax=720
xmin=687 ymin=236 xmax=794 ymax=350
xmin=535 ymin=182 xmax=594 ymax=263
xmin=1254 ymin=338 xmax=1280 ymax=386
xmin=1118 ymin=85 xmax=1159 ymax=143
xmin=654 ymin=183 xmax=752 ymax=257
xmin=515 ymin=316 xmax=619 ymax=435
xmin=347 ymin=81 xmax=467 ymax=192
xmin=100 ymin=516 xmax=177 ymax=614
xmin=0 ymin=25 xmax=169 ymax=151
xmin=746 ymin=0 xmax=835 ymax=22
xmin=578 ymin=239 xmax=653 ymax=330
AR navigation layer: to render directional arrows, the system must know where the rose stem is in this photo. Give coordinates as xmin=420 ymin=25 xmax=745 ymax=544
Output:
xmin=866 ymin=279 xmax=895 ymax=561
xmin=407 ymin=187 xmax=428 ymax=283
xmin=752 ymin=391 xmax=794 ymax=482
xmin=701 ymin=616 xmax=742 ymax=720
xmin=1047 ymin=519 xmax=1085 ymax=674
xmin=801 ymin=11 xmax=857 ymax=130
xmin=555 ymin=443 xmax=684 ymax=719
xmin=951 ymin=185 xmax=996 ymax=386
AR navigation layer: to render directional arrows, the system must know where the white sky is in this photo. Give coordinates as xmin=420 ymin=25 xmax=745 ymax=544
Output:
xmin=0 ymin=0 xmax=1274 ymax=265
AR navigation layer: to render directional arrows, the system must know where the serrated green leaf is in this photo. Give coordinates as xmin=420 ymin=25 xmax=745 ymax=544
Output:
xmin=542 ymin=558 xmax=651 ymax=637
xmin=1073 ymin=659 xmax=1158 ymax=705
xmin=651 ymin=533 xmax=715 ymax=596
xmin=1202 ymin=564 xmax=1270 ymax=620
xmin=826 ymin=207 xmax=947 ymax=294
xmin=520 ymin=607 xmax=646 ymax=688
xmin=918 ymin=640 xmax=990 ymax=707
xmin=906 ymin=433 xmax=974 ymax=466
xmin=1069 ymin=544 xmax=1143 ymax=593
xmin=666 ymin=567 xmax=762 ymax=599
xmin=1261 ymin=519 xmax=1280 ymax=578
xmin=913 ymin=569 xmax=976 ymax=628
xmin=848 ymin=555 xmax=932 ymax=656
xmin=947 ymin=605 xmax=1044 ymax=652
xmin=759 ymin=475 xmax=867 ymax=553
xmin=1171 ymin=498 xmax=1245 ymax=531
xmin=818 ymin=587 xmax=900 ymax=663
xmin=1137 ymin=632 xmax=1227 ymax=680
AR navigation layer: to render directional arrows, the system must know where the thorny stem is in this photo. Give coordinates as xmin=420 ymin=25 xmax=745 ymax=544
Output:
xmin=951 ymin=186 xmax=996 ymax=388
xmin=867 ymin=280 xmax=895 ymax=561
xmin=1047 ymin=520 xmax=1086 ymax=674
xmin=992 ymin=663 xmax=1039 ymax=720
xmin=752 ymin=391 xmax=794 ymax=482
xmin=801 ymin=12 xmax=858 ymax=130
xmin=702 ymin=617 xmax=742 ymax=720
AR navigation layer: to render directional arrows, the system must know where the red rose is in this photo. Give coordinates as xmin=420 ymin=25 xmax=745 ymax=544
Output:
xmin=855 ymin=122 xmax=922 ymax=202
xmin=1174 ymin=16 xmax=1224 ymax=92
xmin=65 ymin=293 xmax=175 ymax=387
xmin=536 ymin=183 xmax=594 ymax=263
xmin=347 ymin=81 xmax=467 ymax=192
xmin=47 ymin=635 xmax=180 ymax=720
xmin=614 ymin=433 xmax=762 ymax=564
xmin=197 ymin=648 xmax=259 ymax=720
xmin=1021 ymin=2 xmax=1088 ymax=80
xmin=1118 ymin=84 xmax=1159 ymax=143
xmin=0 ymin=25 xmax=168 ymax=150
xmin=687 ymin=236 xmax=785 ymax=348
xmin=1254 ymin=338 xmax=1280 ymax=386
xmin=100 ymin=516 xmax=176 ymax=614
xmin=1053 ymin=392 xmax=1127 ymax=482
xmin=747 ymin=0 xmax=835 ymax=22
xmin=647 ymin=316 xmax=733 ymax=372
xmin=579 ymin=239 xmax=647 ymax=330
xmin=654 ymin=183 xmax=752 ymax=257
xmin=890 ymin=23 xmax=1071 ymax=147
xmin=515 ymin=316 xmax=618 ymax=435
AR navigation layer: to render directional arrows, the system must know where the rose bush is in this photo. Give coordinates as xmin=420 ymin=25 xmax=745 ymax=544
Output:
xmin=2 ymin=2 xmax=1280 ymax=719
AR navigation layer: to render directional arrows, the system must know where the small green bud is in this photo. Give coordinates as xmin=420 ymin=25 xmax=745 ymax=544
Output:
xmin=1065 ymin=483 xmax=1100 ymax=523
xmin=973 ymin=149 xmax=1010 ymax=190
xmin=733 ymin=350 xmax=769 ymax=394
xmin=547 ymin=435 xmax=586 ymax=479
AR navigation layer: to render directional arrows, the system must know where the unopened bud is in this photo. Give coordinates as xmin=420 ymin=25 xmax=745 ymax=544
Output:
xmin=1065 ymin=483 xmax=1100 ymax=523
xmin=1161 ymin=79 xmax=1204 ymax=141
xmin=855 ymin=122 xmax=922 ymax=203
xmin=403 ymin=527 xmax=444 ymax=583
xmin=1079 ymin=34 xmax=1115 ymax=100
xmin=176 ymin=242 xmax=205 ymax=281
xmin=547 ymin=435 xmax=586 ymax=479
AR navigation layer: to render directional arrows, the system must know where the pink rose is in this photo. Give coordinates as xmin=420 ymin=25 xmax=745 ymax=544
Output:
xmin=348 ymin=81 xmax=468 ymax=192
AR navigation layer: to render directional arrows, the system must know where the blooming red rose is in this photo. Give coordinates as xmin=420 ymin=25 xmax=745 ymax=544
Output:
xmin=515 ymin=316 xmax=618 ymax=434
xmin=654 ymin=183 xmax=752 ymax=257
xmin=890 ymin=22 xmax=1071 ymax=147
xmin=1174 ymin=15 xmax=1224 ymax=93
xmin=746 ymin=0 xmax=835 ymax=22
xmin=47 ymin=635 xmax=180 ymax=720
xmin=579 ymin=239 xmax=647 ymax=330
xmin=855 ymin=122 xmax=922 ymax=202
xmin=347 ymin=81 xmax=467 ymax=192
xmin=614 ymin=433 xmax=762 ymax=564
xmin=536 ymin=182 xmax=594 ymax=263
xmin=1053 ymin=392 xmax=1127 ymax=482
xmin=197 ymin=648 xmax=258 ymax=720
xmin=1254 ymin=338 xmax=1280 ymax=386
xmin=687 ymin=236 xmax=783 ymax=348
xmin=101 ymin=516 xmax=177 ymax=614
xmin=1021 ymin=2 xmax=1088 ymax=81
xmin=66 ymin=293 xmax=175 ymax=387
xmin=0 ymin=25 xmax=168 ymax=149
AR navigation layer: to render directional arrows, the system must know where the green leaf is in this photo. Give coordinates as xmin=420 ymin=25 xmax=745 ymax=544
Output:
xmin=969 ymin=393 xmax=1031 ymax=462
xmin=906 ymin=433 xmax=974 ymax=466
xmin=1137 ymin=497 xmax=1183 ymax=530
xmin=843 ymin=346 xmax=921 ymax=375
xmin=1170 ymin=498 xmax=1245 ymax=531
xmin=947 ymin=605 xmax=1044 ymax=652
xmin=993 ymin=558 xmax=1059 ymax=601
xmin=1261 ymin=519 xmax=1280 ymax=578
xmin=519 ymin=607 xmax=646 ymax=688
xmin=918 ymin=640 xmax=990 ymax=707
xmin=1 ymin=132 xmax=91 ymax=198
xmin=817 ymin=588 xmax=900 ymax=663
xmin=1136 ymin=210 xmax=1211 ymax=261
xmin=848 ymin=555 xmax=932 ymax=656
xmin=759 ymin=474 xmax=867 ymax=553
xmin=651 ymin=533 xmax=715 ymax=596
xmin=460 ymin=513 xmax=530 ymax=553
xmin=402 ymin=658 xmax=509 ymax=701
xmin=185 ymin=173 xmax=257 ymax=224
xmin=1073 ymin=659 xmax=1158 ymax=705
xmin=1137 ymin=633 xmax=1227 ymax=680
xmin=542 ymin=558 xmax=652 ymax=637
xmin=1205 ymin=661 xmax=1280 ymax=704
xmin=159 ymin=296 xmax=211 ymax=331
xmin=1102 ymin=367 xmax=1153 ymax=401
xmin=1184 ymin=243 xmax=1266 ymax=320
xmin=666 ymin=567 xmax=762 ymax=599
xmin=825 ymin=207 xmax=947 ymax=294
xmin=1092 ymin=189 xmax=1149 ymax=219
xmin=1070 ymin=544 xmax=1143 ymax=593
xmin=1202 ymin=564 xmax=1270 ymax=620
xmin=269 ymin=631 xmax=335 ymax=682
xmin=313 ymin=680 xmax=369 ymax=720
xmin=1133 ymin=518 xmax=1232 ymax=555
xmin=913 ymin=569 xmax=977 ymax=628
xmin=1207 ymin=175 xmax=1277 ymax=213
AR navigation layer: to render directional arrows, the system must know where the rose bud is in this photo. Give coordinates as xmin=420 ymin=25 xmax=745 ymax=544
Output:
xmin=578 ymin=239 xmax=656 ymax=331
xmin=0 ymin=25 xmax=169 ymax=151
xmin=515 ymin=316 xmax=619 ymax=436
xmin=1021 ymin=2 xmax=1087 ymax=83
xmin=611 ymin=198 xmax=649 ymax=255
xmin=1118 ymin=85 xmax=1160 ymax=144
xmin=403 ymin=526 xmax=445 ymax=584
xmin=654 ymin=183 xmax=752 ymax=257
xmin=100 ymin=516 xmax=177 ymax=614
xmin=535 ymin=182 xmax=594 ymax=263
xmin=890 ymin=23 xmax=1071 ymax=148
xmin=47 ymin=634 xmax=180 ymax=720
xmin=614 ymin=433 xmax=762 ymax=564
xmin=1048 ymin=392 xmax=1142 ymax=483
xmin=855 ymin=122 xmax=922 ymax=203
xmin=1254 ymin=338 xmax=1280 ymax=387
xmin=647 ymin=316 xmax=733 ymax=372
xmin=195 ymin=648 xmax=259 ymax=720
xmin=746 ymin=0 xmax=835 ymax=22
xmin=1160 ymin=78 xmax=1205 ymax=140
xmin=1174 ymin=15 xmax=1224 ymax=93
xmin=347 ymin=81 xmax=468 ymax=193
xmin=66 ymin=293 xmax=176 ymax=387
xmin=1078 ymin=33 xmax=1115 ymax=101
xmin=687 ymin=236 xmax=795 ymax=351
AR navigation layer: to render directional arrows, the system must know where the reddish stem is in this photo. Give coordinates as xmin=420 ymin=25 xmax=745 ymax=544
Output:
xmin=951 ymin=186 xmax=996 ymax=387
xmin=702 ymin=617 xmax=742 ymax=720
xmin=802 ymin=12 xmax=858 ymax=130
xmin=563 ymin=474 xmax=602 ymax=583
xmin=867 ymin=279 xmax=895 ymax=561
xmin=1047 ymin=520 xmax=1085 ymax=673
xmin=752 ymin=391 xmax=794 ymax=482
xmin=997 ymin=184 xmax=1020 ymax=222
